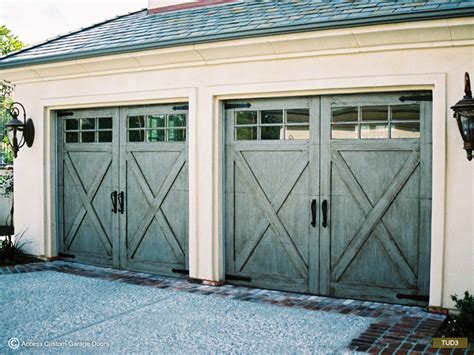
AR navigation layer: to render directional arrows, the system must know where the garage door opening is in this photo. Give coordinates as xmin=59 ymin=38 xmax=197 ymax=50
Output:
xmin=57 ymin=104 xmax=189 ymax=276
xmin=224 ymin=92 xmax=432 ymax=306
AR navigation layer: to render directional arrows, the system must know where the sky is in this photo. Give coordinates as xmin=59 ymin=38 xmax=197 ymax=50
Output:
xmin=0 ymin=0 xmax=149 ymax=46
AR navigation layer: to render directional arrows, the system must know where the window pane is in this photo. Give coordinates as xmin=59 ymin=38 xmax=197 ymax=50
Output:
xmin=261 ymin=126 xmax=283 ymax=140
xmin=361 ymin=106 xmax=388 ymax=122
xmin=168 ymin=129 xmax=186 ymax=142
xmin=148 ymin=115 xmax=165 ymax=128
xmin=332 ymin=107 xmax=358 ymax=123
xmin=168 ymin=114 xmax=186 ymax=128
xmin=391 ymin=122 xmax=420 ymax=138
xmin=287 ymin=109 xmax=309 ymax=124
xmin=285 ymin=125 xmax=309 ymax=140
xmin=128 ymin=116 xmax=145 ymax=128
xmin=98 ymin=131 xmax=112 ymax=142
xmin=235 ymin=111 xmax=257 ymax=125
xmin=361 ymin=124 xmax=388 ymax=139
xmin=65 ymin=119 xmax=79 ymax=130
xmin=261 ymin=110 xmax=283 ymax=124
xmin=81 ymin=131 xmax=95 ymax=142
xmin=81 ymin=118 xmax=95 ymax=130
xmin=332 ymin=124 xmax=358 ymax=139
xmin=235 ymin=127 xmax=257 ymax=140
xmin=148 ymin=129 xmax=165 ymax=142
xmin=65 ymin=132 xmax=78 ymax=143
xmin=391 ymin=105 xmax=420 ymax=121
xmin=128 ymin=130 xmax=145 ymax=142
xmin=98 ymin=117 xmax=112 ymax=129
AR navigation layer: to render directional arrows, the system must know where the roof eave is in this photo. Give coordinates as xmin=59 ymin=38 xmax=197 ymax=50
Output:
xmin=1 ymin=7 xmax=473 ymax=70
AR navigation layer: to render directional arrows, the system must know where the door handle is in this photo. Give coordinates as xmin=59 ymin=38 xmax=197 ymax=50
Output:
xmin=111 ymin=191 xmax=117 ymax=214
xmin=118 ymin=191 xmax=124 ymax=214
xmin=310 ymin=199 xmax=317 ymax=227
xmin=322 ymin=200 xmax=328 ymax=228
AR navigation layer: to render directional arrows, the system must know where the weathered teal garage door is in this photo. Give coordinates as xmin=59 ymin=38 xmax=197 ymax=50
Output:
xmin=58 ymin=104 xmax=188 ymax=276
xmin=225 ymin=98 xmax=318 ymax=294
xmin=225 ymin=92 xmax=432 ymax=305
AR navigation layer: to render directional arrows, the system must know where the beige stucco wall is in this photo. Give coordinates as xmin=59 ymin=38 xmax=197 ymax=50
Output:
xmin=1 ymin=17 xmax=473 ymax=309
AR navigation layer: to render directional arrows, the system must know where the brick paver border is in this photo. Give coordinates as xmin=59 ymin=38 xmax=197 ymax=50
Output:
xmin=1 ymin=261 xmax=472 ymax=354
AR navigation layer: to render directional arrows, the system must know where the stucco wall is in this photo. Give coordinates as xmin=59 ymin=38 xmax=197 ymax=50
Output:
xmin=3 ymin=19 xmax=473 ymax=309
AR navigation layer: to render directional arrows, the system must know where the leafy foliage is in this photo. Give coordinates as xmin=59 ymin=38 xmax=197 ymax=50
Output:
xmin=0 ymin=25 xmax=24 ymax=56
xmin=0 ymin=169 xmax=13 ymax=197
xmin=1 ymin=26 xmax=25 ymax=165
xmin=1 ymin=136 xmax=13 ymax=165
xmin=0 ymin=231 xmax=30 ymax=265
xmin=443 ymin=291 xmax=474 ymax=338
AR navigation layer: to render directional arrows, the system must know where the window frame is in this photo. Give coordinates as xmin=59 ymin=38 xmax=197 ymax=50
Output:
xmin=234 ymin=108 xmax=310 ymax=141
xmin=331 ymin=104 xmax=421 ymax=140
xmin=126 ymin=113 xmax=187 ymax=143
xmin=63 ymin=116 xmax=113 ymax=144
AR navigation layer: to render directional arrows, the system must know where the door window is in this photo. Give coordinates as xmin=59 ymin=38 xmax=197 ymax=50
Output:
xmin=331 ymin=104 xmax=420 ymax=139
xmin=234 ymin=108 xmax=309 ymax=141
xmin=64 ymin=117 xmax=113 ymax=143
xmin=127 ymin=114 xmax=187 ymax=142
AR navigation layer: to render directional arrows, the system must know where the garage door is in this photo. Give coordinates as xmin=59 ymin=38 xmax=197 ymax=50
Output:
xmin=225 ymin=92 xmax=432 ymax=305
xmin=58 ymin=104 xmax=188 ymax=276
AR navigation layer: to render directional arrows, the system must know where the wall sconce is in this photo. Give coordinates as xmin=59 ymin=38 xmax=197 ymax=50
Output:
xmin=451 ymin=72 xmax=474 ymax=161
xmin=5 ymin=102 xmax=35 ymax=158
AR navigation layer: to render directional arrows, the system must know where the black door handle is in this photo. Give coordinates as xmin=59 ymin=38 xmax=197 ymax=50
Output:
xmin=310 ymin=199 xmax=316 ymax=227
xmin=111 ymin=191 xmax=117 ymax=213
xmin=322 ymin=200 xmax=328 ymax=228
xmin=118 ymin=191 xmax=124 ymax=214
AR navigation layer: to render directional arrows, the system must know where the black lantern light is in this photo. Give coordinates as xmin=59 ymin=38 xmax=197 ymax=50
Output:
xmin=5 ymin=102 xmax=35 ymax=158
xmin=451 ymin=72 xmax=474 ymax=161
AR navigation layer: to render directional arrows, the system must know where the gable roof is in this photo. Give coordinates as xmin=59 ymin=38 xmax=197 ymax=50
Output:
xmin=1 ymin=0 xmax=473 ymax=70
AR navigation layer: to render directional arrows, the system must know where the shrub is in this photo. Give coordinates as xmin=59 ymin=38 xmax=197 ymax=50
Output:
xmin=0 ymin=231 xmax=29 ymax=265
xmin=443 ymin=291 xmax=474 ymax=339
xmin=0 ymin=169 xmax=13 ymax=197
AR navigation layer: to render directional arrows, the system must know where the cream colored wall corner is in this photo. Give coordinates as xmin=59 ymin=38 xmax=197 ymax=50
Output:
xmin=3 ymin=20 xmax=473 ymax=309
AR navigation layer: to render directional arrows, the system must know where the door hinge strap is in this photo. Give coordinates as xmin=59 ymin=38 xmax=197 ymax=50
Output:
xmin=172 ymin=105 xmax=189 ymax=111
xmin=399 ymin=94 xmax=432 ymax=102
xmin=224 ymin=103 xmax=251 ymax=110
xmin=396 ymin=293 xmax=429 ymax=301
xmin=57 ymin=111 xmax=74 ymax=117
xmin=171 ymin=268 xmax=189 ymax=275
xmin=58 ymin=252 xmax=75 ymax=258
xmin=225 ymin=274 xmax=251 ymax=282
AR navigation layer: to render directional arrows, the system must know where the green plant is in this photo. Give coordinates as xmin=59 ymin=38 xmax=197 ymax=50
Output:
xmin=0 ymin=25 xmax=25 ymax=56
xmin=0 ymin=169 xmax=13 ymax=196
xmin=443 ymin=291 xmax=474 ymax=338
xmin=1 ymin=135 xmax=13 ymax=166
xmin=0 ymin=231 xmax=29 ymax=265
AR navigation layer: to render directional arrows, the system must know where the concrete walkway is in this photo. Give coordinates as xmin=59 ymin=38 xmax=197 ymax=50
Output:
xmin=0 ymin=262 xmax=452 ymax=354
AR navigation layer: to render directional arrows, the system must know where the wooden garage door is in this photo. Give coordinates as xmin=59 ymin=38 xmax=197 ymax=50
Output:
xmin=225 ymin=92 xmax=432 ymax=305
xmin=58 ymin=104 xmax=188 ymax=276
xmin=119 ymin=105 xmax=188 ymax=275
xmin=58 ymin=107 xmax=118 ymax=267
xmin=225 ymin=97 xmax=320 ymax=294
xmin=320 ymin=93 xmax=432 ymax=305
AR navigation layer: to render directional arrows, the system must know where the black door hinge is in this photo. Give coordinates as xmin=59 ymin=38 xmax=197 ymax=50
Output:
xmin=171 ymin=268 xmax=189 ymax=275
xmin=399 ymin=93 xmax=433 ymax=102
xmin=397 ymin=293 xmax=429 ymax=302
xmin=224 ymin=103 xmax=252 ymax=110
xmin=57 ymin=111 xmax=74 ymax=117
xmin=173 ymin=105 xmax=189 ymax=111
xmin=225 ymin=274 xmax=251 ymax=282
xmin=58 ymin=252 xmax=75 ymax=258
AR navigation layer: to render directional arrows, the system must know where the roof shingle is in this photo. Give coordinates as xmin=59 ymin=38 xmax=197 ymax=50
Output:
xmin=1 ymin=0 xmax=473 ymax=69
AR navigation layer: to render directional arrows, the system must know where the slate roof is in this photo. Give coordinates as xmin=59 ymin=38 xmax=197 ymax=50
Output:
xmin=1 ymin=0 xmax=474 ymax=69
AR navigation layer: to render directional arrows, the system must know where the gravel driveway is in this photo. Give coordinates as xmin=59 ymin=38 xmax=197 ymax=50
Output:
xmin=1 ymin=271 xmax=371 ymax=353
